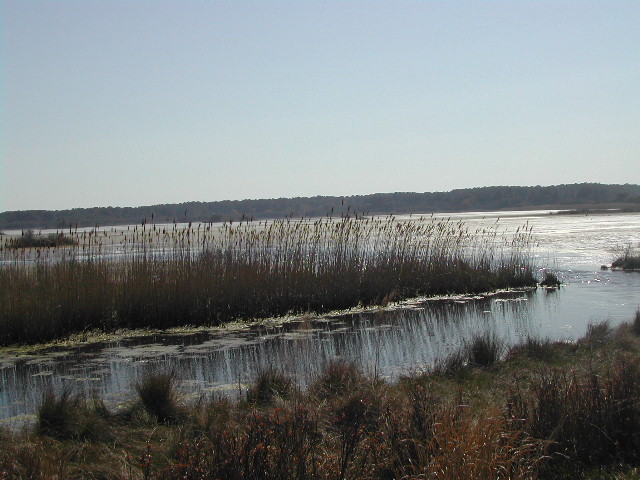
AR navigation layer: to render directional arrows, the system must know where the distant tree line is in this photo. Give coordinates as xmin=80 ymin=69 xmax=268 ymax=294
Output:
xmin=1 ymin=183 xmax=639 ymax=230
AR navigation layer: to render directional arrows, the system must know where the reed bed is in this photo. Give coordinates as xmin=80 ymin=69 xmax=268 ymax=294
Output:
xmin=0 ymin=216 xmax=535 ymax=345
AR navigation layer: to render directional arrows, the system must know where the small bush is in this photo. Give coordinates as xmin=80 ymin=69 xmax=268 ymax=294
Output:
xmin=135 ymin=372 xmax=181 ymax=423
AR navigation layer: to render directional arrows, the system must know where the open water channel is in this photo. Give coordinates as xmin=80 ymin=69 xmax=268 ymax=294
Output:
xmin=1 ymin=210 xmax=639 ymax=425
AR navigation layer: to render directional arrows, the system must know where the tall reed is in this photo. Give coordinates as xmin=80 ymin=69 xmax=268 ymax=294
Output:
xmin=0 ymin=216 xmax=536 ymax=345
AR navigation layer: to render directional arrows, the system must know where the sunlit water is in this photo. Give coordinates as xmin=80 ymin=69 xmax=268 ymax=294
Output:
xmin=1 ymin=211 xmax=639 ymax=424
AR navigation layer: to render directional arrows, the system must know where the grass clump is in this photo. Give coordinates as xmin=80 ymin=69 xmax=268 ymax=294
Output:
xmin=431 ymin=349 xmax=467 ymax=376
xmin=508 ymin=336 xmax=556 ymax=362
xmin=37 ymin=387 xmax=84 ymax=440
xmin=246 ymin=368 xmax=293 ymax=406
xmin=37 ymin=387 xmax=110 ymax=441
xmin=508 ymin=357 xmax=640 ymax=471
xmin=581 ymin=320 xmax=612 ymax=344
xmin=465 ymin=332 xmax=504 ymax=367
xmin=310 ymin=359 xmax=366 ymax=398
xmin=633 ymin=309 xmax=640 ymax=336
xmin=135 ymin=372 xmax=181 ymax=423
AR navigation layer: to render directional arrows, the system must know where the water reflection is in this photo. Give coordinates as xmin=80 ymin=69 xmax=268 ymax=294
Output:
xmin=0 ymin=290 xmax=539 ymax=420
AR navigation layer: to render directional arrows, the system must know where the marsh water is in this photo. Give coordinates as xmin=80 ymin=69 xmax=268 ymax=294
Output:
xmin=1 ymin=210 xmax=639 ymax=424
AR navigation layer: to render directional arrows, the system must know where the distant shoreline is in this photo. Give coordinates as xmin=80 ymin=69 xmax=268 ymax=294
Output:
xmin=550 ymin=204 xmax=640 ymax=215
xmin=2 ymin=183 xmax=639 ymax=230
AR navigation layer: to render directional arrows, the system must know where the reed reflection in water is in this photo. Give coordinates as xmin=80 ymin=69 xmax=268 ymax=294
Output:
xmin=0 ymin=290 xmax=538 ymax=421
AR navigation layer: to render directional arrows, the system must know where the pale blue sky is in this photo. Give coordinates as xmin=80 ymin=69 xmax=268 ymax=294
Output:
xmin=2 ymin=1 xmax=639 ymax=211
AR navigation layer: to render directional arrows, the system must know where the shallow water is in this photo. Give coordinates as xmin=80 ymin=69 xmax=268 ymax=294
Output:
xmin=1 ymin=211 xmax=639 ymax=424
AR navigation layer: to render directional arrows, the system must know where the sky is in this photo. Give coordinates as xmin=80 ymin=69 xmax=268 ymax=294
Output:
xmin=1 ymin=1 xmax=639 ymax=212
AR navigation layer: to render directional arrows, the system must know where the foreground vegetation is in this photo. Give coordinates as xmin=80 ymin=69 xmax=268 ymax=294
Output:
xmin=2 ymin=311 xmax=640 ymax=479
xmin=0 ymin=216 xmax=535 ymax=345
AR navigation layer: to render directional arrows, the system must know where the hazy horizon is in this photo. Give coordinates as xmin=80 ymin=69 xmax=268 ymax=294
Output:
xmin=1 ymin=182 xmax=639 ymax=215
xmin=3 ymin=2 xmax=639 ymax=212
